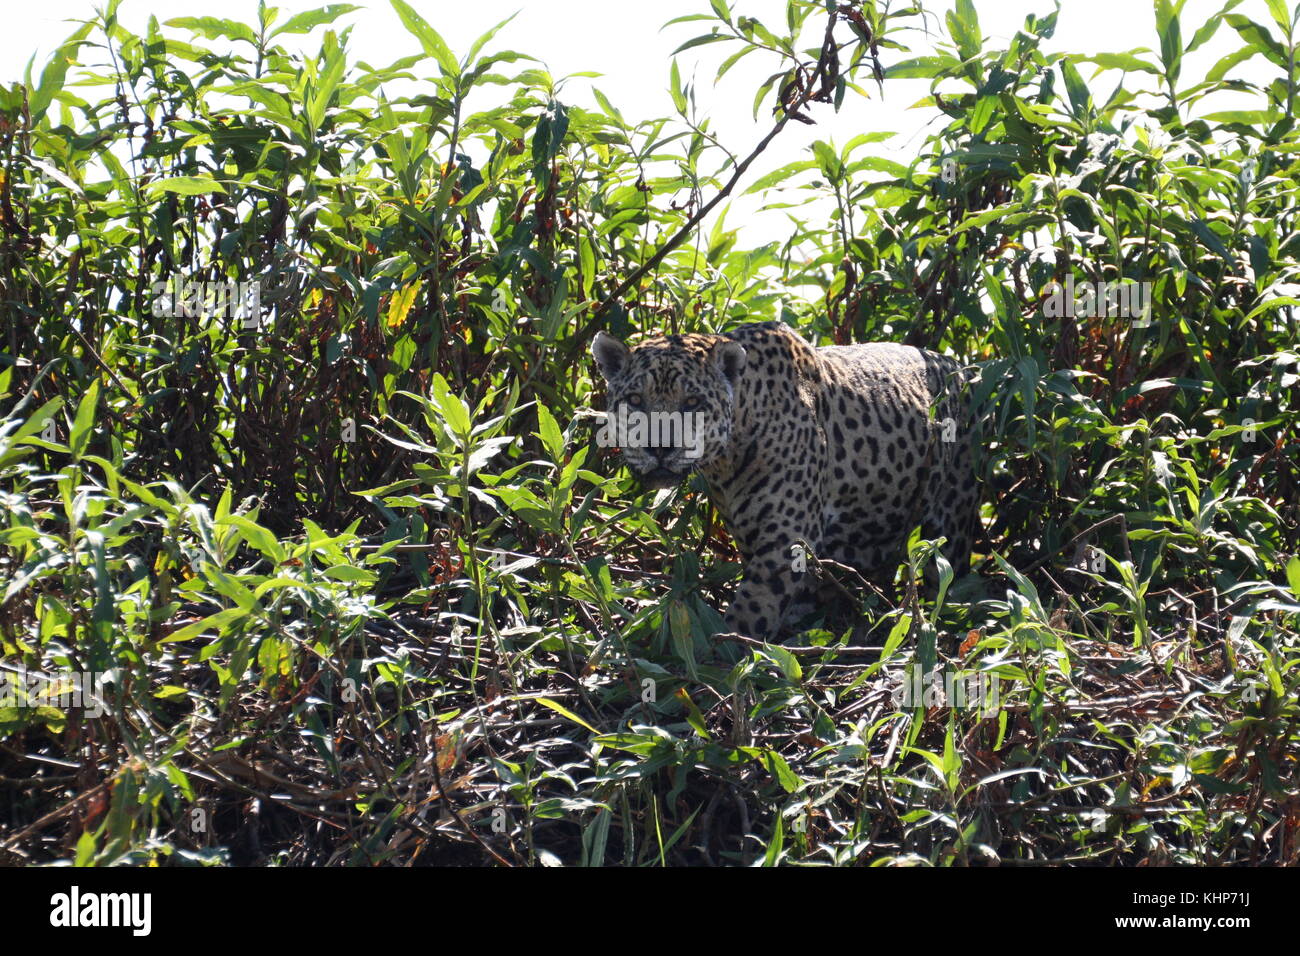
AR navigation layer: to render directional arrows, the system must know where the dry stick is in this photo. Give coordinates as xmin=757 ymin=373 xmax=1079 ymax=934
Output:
xmin=427 ymin=716 xmax=516 ymax=867
xmin=813 ymin=554 xmax=896 ymax=612
xmin=599 ymin=8 xmax=858 ymax=351
xmin=568 ymin=112 xmax=791 ymax=349
xmin=1016 ymin=513 xmax=1128 ymax=575
xmin=0 ymin=778 xmax=113 ymax=857
xmin=67 ymin=325 xmax=122 ymax=391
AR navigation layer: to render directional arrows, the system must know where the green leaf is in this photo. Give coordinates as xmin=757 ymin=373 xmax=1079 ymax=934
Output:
xmin=763 ymin=812 xmax=784 ymax=866
xmin=74 ymin=830 xmax=97 ymax=867
xmin=760 ymin=750 xmax=800 ymax=793
xmin=534 ymin=696 xmax=598 ymax=734
xmin=1264 ymin=0 xmax=1292 ymax=31
xmin=1060 ymin=59 xmax=1092 ymax=118
xmin=578 ymin=235 xmax=596 ymax=299
xmin=225 ymin=515 xmax=286 ymax=563
xmin=670 ymin=60 xmax=687 ymax=113
xmin=854 ymin=613 xmax=912 ymax=685
xmin=161 ymin=606 xmax=249 ymax=644
xmin=323 ymin=564 xmax=377 ymax=583
xmin=307 ymin=44 xmax=347 ymax=132
xmin=1154 ymin=0 xmax=1184 ymax=82
xmin=164 ymin=16 xmax=259 ymax=44
xmin=1202 ymin=109 xmax=1283 ymax=126
xmin=885 ymin=56 xmax=959 ymax=79
xmin=946 ymin=0 xmax=982 ymax=61
xmin=811 ymin=139 xmax=842 ymax=181
xmin=1223 ymin=14 xmax=1289 ymax=68
xmin=270 ymin=4 xmax=361 ymax=37
xmin=759 ymin=643 xmax=802 ymax=682
xmin=1081 ymin=51 xmax=1162 ymax=75
xmin=672 ymin=32 xmax=731 ymax=55
xmin=669 ymin=600 xmax=697 ymax=679
xmin=29 ymin=22 xmax=93 ymax=120
xmin=535 ymin=403 xmax=565 ymax=461
xmin=744 ymin=159 xmax=816 ymax=193
xmin=950 ymin=204 xmax=1016 ymax=235
xmin=68 ymin=378 xmax=100 ymax=460
xmin=969 ymin=94 xmax=996 ymax=135
xmin=591 ymin=87 xmax=625 ymax=125
xmin=430 ymin=374 xmax=471 ymax=438
xmin=147 ymin=175 xmax=226 ymax=197
xmin=388 ymin=0 xmax=460 ymax=76
xmin=716 ymin=43 xmax=755 ymax=81
xmin=1206 ymin=45 xmax=1257 ymax=81
xmin=467 ymin=11 xmax=520 ymax=65
xmin=10 ymin=397 xmax=63 ymax=447
xmin=676 ymin=687 xmax=710 ymax=739
xmin=842 ymin=131 xmax=896 ymax=156
xmin=1186 ymin=1 xmax=1244 ymax=54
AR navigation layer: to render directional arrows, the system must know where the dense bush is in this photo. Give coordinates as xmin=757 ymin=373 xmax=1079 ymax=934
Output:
xmin=1 ymin=0 xmax=1297 ymax=865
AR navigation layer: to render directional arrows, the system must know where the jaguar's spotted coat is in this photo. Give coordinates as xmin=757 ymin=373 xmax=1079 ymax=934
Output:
xmin=592 ymin=320 xmax=977 ymax=640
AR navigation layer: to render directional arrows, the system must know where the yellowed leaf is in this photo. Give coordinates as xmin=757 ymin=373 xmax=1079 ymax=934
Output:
xmin=386 ymin=279 xmax=422 ymax=328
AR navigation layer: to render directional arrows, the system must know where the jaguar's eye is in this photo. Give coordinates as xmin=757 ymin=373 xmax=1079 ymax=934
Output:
xmin=625 ymin=394 xmax=644 ymax=408
xmin=682 ymin=395 xmax=703 ymax=411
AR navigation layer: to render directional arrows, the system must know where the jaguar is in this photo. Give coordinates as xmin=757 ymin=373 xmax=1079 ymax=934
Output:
xmin=592 ymin=320 xmax=977 ymax=640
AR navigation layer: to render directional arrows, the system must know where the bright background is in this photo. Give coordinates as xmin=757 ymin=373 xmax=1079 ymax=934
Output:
xmin=4 ymin=0 xmax=1282 ymax=246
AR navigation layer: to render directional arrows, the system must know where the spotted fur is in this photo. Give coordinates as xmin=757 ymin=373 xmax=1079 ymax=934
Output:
xmin=592 ymin=320 xmax=978 ymax=640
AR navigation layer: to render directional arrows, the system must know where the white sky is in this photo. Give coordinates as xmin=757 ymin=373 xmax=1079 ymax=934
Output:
xmin=4 ymin=0 xmax=1284 ymax=248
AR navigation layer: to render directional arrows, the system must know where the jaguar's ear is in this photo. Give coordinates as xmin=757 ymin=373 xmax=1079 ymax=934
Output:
xmin=591 ymin=331 xmax=630 ymax=383
xmin=711 ymin=339 xmax=746 ymax=387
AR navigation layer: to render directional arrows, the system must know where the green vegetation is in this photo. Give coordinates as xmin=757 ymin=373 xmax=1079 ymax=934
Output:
xmin=1 ymin=0 xmax=1297 ymax=865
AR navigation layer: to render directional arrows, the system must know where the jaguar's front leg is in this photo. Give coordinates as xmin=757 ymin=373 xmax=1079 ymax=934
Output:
xmin=722 ymin=542 xmax=811 ymax=641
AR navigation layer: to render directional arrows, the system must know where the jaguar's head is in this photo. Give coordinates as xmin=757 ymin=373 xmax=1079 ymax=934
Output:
xmin=591 ymin=330 xmax=746 ymax=489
